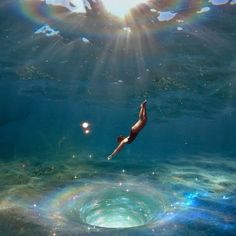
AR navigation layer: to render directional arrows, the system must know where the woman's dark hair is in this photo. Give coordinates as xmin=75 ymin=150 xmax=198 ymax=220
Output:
xmin=117 ymin=135 xmax=125 ymax=143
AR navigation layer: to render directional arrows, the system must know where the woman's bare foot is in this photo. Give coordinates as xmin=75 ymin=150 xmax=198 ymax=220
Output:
xmin=142 ymin=100 xmax=147 ymax=106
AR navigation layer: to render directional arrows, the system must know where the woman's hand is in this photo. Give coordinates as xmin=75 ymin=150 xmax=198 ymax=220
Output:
xmin=107 ymin=155 xmax=113 ymax=160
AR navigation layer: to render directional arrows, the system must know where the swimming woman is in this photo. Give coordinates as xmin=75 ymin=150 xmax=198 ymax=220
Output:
xmin=107 ymin=100 xmax=147 ymax=160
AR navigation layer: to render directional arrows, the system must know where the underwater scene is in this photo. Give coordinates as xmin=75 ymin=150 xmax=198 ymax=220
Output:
xmin=0 ymin=0 xmax=236 ymax=235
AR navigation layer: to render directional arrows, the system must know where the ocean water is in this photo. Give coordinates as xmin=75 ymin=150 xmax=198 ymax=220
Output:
xmin=0 ymin=0 xmax=236 ymax=235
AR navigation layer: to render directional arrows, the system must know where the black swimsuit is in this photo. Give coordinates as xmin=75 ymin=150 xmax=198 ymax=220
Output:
xmin=127 ymin=130 xmax=138 ymax=144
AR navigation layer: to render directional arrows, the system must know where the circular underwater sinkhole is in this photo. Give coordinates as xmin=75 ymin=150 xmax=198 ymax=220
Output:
xmin=78 ymin=189 xmax=160 ymax=228
xmin=55 ymin=182 xmax=166 ymax=229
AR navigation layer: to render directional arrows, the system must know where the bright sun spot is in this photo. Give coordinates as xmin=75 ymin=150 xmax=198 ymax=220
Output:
xmin=101 ymin=0 xmax=148 ymax=18
xmin=82 ymin=122 xmax=89 ymax=129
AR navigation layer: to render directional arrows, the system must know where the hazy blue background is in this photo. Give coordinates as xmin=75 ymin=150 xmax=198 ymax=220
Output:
xmin=0 ymin=1 xmax=235 ymax=161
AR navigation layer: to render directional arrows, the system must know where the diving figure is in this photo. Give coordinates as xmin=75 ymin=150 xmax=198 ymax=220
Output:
xmin=107 ymin=100 xmax=147 ymax=160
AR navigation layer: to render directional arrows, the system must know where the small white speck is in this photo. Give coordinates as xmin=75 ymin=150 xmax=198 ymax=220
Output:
xmin=197 ymin=7 xmax=210 ymax=14
xmin=176 ymin=19 xmax=184 ymax=23
xmin=123 ymin=27 xmax=131 ymax=33
xmin=177 ymin=26 xmax=183 ymax=31
xmin=82 ymin=37 xmax=90 ymax=43
xmin=85 ymin=129 xmax=90 ymax=134
xmin=122 ymin=169 xmax=125 ymax=173
xmin=33 ymin=204 xmax=37 ymax=207
xmin=223 ymin=195 xmax=230 ymax=200
xmin=150 ymin=8 xmax=157 ymax=12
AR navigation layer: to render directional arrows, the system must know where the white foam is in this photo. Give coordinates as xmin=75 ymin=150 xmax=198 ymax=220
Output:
xmin=150 ymin=8 xmax=157 ymax=12
xmin=197 ymin=7 xmax=210 ymax=14
xmin=123 ymin=27 xmax=132 ymax=33
xmin=208 ymin=0 xmax=230 ymax=5
xmin=34 ymin=25 xmax=60 ymax=37
xmin=82 ymin=37 xmax=90 ymax=43
xmin=42 ymin=0 xmax=91 ymax=13
xmin=83 ymin=0 xmax=92 ymax=10
xmin=230 ymin=0 xmax=236 ymax=5
xmin=157 ymin=11 xmax=177 ymax=22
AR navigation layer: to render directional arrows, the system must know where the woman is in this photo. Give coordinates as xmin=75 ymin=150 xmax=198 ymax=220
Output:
xmin=107 ymin=100 xmax=147 ymax=160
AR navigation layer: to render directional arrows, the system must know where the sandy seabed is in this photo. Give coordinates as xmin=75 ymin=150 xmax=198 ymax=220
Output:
xmin=0 ymin=154 xmax=235 ymax=236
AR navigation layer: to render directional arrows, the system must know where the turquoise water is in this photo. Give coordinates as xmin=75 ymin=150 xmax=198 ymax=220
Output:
xmin=0 ymin=0 xmax=236 ymax=235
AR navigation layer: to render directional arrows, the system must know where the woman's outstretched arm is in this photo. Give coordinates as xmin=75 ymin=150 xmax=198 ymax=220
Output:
xmin=107 ymin=138 xmax=128 ymax=160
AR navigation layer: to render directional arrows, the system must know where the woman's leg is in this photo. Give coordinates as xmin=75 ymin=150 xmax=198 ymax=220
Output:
xmin=139 ymin=105 xmax=144 ymax=119
xmin=132 ymin=101 xmax=147 ymax=132
xmin=141 ymin=101 xmax=147 ymax=121
xmin=139 ymin=100 xmax=147 ymax=119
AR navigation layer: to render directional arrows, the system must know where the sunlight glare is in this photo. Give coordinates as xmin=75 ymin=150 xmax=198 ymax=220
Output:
xmin=101 ymin=0 xmax=148 ymax=18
